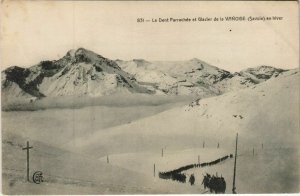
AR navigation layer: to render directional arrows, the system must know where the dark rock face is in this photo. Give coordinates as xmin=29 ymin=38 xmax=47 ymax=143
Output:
xmin=4 ymin=66 xmax=29 ymax=85
xmin=210 ymin=70 xmax=233 ymax=84
xmin=241 ymin=66 xmax=287 ymax=81
xmin=3 ymin=66 xmax=45 ymax=98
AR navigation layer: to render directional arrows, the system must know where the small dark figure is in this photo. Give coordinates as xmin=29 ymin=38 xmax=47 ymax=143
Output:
xmin=209 ymin=175 xmax=217 ymax=193
xmin=189 ymin=174 xmax=195 ymax=185
xmin=220 ymin=176 xmax=226 ymax=193
xmin=202 ymin=173 xmax=211 ymax=189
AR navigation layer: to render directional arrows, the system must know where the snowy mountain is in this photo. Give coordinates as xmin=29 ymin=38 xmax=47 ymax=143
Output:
xmin=2 ymin=48 xmax=155 ymax=102
xmin=2 ymin=48 xmax=288 ymax=103
xmin=214 ymin=66 xmax=287 ymax=93
xmin=117 ymin=59 xmax=287 ymax=95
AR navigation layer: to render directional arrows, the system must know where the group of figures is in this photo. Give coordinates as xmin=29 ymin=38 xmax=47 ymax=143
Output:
xmin=158 ymin=172 xmax=195 ymax=185
xmin=158 ymin=154 xmax=232 ymax=183
xmin=159 ymin=172 xmax=187 ymax=183
xmin=202 ymin=173 xmax=226 ymax=194
xmin=158 ymin=154 xmax=230 ymax=193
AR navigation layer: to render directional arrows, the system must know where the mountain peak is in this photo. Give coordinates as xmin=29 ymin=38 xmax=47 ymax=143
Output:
xmin=243 ymin=65 xmax=286 ymax=72
xmin=66 ymin=49 xmax=76 ymax=57
xmin=74 ymin=47 xmax=96 ymax=56
xmin=65 ymin=48 xmax=104 ymax=61
xmin=66 ymin=47 xmax=90 ymax=54
xmin=240 ymin=65 xmax=287 ymax=81
xmin=132 ymin=59 xmax=151 ymax=67
xmin=242 ymin=65 xmax=287 ymax=75
xmin=59 ymin=48 xmax=118 ymax=70
xmin=189 ymin=58 xmax=201 ymax=62
xmin=133 ymin=59 xmax=147 ymax=63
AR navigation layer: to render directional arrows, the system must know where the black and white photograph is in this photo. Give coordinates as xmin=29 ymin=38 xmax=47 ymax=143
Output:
xmin=1 ymin=1 xmax=299 ymax=194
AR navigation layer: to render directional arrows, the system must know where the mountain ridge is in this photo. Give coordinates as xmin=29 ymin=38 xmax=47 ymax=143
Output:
xmin=2 ymin=48 xmax=289 ymax=102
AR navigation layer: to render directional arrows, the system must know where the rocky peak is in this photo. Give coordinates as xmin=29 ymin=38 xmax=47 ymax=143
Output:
xmin=132 ymin=59 xmax=151 ymax=67
xmin=241 ymin=65 xmax=287 ymax=80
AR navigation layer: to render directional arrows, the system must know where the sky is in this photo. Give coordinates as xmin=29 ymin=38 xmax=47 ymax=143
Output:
xmin=0 ymin=1 xmax=299 ymax=72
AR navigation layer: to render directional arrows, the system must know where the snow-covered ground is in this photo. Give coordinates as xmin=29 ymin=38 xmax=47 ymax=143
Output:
xmin=98 ymin=147 xmax=299 ymax=193
xmin=2 ymin=69 xmax=299 ymax=194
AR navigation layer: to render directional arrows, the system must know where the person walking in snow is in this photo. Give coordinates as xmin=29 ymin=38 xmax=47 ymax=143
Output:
xmin=189 ymin=174 xmax=195 ymax=185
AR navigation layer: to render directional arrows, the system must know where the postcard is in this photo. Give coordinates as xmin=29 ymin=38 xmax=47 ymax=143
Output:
xmin=1 ymin=1 xmax=299 ymax=194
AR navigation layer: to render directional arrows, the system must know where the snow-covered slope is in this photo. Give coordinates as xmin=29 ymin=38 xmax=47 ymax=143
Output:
xmin=64 ymin=69 xmax=299 ymax=156
xmin=2 ymin=132 xmax=209 ymax=194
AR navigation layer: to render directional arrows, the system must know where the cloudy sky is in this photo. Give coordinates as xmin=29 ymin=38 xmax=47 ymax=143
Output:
xmin=0 ymin=1 xmax=298 ymax=72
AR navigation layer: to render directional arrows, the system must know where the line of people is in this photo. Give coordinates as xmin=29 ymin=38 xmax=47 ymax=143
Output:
xmin=159 ymin=172 xmax=187 ymax=183
xmin=159 ymin=154 xmax=232 ymax=182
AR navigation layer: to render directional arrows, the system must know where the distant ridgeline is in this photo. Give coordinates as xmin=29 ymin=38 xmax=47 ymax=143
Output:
xmin=159 ymin=154 xmax=232 ymax=183
xmin=2 ymin=47 xmax=288 ymax=104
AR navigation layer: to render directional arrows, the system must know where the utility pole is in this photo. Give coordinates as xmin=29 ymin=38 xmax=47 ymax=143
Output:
xmin=232 ymin=133 xmax=238 ymax=194
xmin=154 ymin=164 xmax=156 ymax=177
xmin=22 ymin=141 xmax=33 ymax=182
xmin=161 ymin=148 xmax=164 ymax=157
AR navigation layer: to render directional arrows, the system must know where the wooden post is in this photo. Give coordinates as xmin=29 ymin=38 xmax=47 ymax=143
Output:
xmin=154 ymin=164 xmax=155 ymax=177
xmin=232 ymin=133 xmax=238 ymax=194
xmin=22 ymin=141 xmax=33 ymax=182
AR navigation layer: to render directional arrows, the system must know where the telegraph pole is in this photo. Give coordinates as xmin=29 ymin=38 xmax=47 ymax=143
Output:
xmin=232 ymin=133 xmax=238 ymax=194
xmin=22 ymin=141 xmax=33 ymax=182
